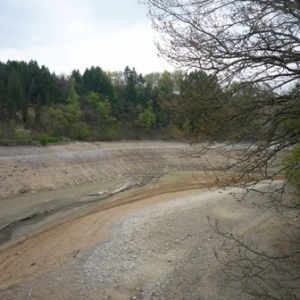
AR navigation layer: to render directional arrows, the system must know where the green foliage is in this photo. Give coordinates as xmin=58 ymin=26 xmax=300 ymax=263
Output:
xmin=14 ymin=127 xmax=34 ymax=144
xmin=163 ymin=70 xmax=224 ymax=139
xmin=0 ymin=120 xmax=15 ymax=140
xmin=38 ymin=135 xmax=58 ymax=146
xmin=131 ymin=131 xmax=143 ymax=140
xmin=162 ymin=123 xmax=182 ymax=140
xmin=285 ymin=144 xmax=300 ymax=191
xmin=83 ymin=66 xmax=115 ymax=102
xmin=0 ymin=60 xmax=226 ymax=142
xmin=35 ymin=95 xmax=42 ymax=123
xmin=87 ymin=92 xmax=115 ymax=122
xmin=39 ymin=135 xmax=48 ymax=146
xmin=92 ymin=123 xmax=121 ymax=141
xmin=282 ymin=85 xmax=300 ymax=140
xmin=66 ymin=78 xmax=80 ymax=105
xmin=44 ymin=104 xmax=84 ymax=139
xmin=14 ymin=127 xmax=31 ymax=140
xmin=135 ymin=100 xmax=156 ymax=128
xmin=222 ymin=82 xmax=279 ymax=141
xmin=182 ymin=119 xmax=192 ymax=135
xmin=75 ymin=122 xmax=90 ymax=140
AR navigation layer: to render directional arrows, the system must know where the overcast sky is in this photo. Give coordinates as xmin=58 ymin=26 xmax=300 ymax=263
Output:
xmin=0 ymin=0 xmax=172 ymax=75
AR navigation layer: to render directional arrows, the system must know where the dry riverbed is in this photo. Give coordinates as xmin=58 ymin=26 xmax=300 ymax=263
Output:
xmin=0 ymin=142 xmax=284 ymax=299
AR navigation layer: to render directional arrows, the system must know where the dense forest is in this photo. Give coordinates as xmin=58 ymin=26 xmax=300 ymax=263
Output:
xmin=0 ymin=60 xmax=276 ymax=144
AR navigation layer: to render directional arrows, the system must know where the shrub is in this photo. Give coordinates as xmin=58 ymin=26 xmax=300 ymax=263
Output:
xmin=76 ymin=122 xmax=90 ymax=140
xmin=284 ymin=144 xmax=300 ymax=191
xmin=38 ymin=135 xmax=58 ymax=146
xmin=39 ymin=135 xmax=48 ymax=146
xmin=14 ymin=127 xmax=33 ymax=144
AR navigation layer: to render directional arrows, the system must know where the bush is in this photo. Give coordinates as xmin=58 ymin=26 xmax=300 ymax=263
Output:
xmin=76 ymin=122 xmax=90 ymax=141
xmin=14 ymin=127 xmax=34 ymax=144
xmin=39 ymin=135 xmax=48 ymax=146
xmin=38 ymin=135 xmax=58 ymax=146
xmin=91 ymin=124 xmax=121 ymax=141
xmin=284 ymin=144 xmax=300 ymax=191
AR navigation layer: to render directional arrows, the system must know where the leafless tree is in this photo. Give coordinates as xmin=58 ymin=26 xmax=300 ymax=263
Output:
xmin=140 ymin=0 xmax=300 ymax=298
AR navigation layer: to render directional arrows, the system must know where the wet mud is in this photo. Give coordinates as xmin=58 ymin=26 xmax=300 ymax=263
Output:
xmin=0 ymin=176 xmax=154 ymax=246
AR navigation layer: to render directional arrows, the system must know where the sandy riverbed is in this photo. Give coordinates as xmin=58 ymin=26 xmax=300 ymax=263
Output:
xmin=0 ymin=142 xmax=286 ymax=299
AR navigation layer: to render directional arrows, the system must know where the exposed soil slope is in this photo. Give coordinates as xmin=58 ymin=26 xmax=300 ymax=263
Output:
xmin=0 ymin=141 xmax=207 ymax=199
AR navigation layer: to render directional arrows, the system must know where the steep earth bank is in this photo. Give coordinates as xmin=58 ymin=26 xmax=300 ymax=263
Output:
xmin=0 ymin=141 xmax=216 ymax=199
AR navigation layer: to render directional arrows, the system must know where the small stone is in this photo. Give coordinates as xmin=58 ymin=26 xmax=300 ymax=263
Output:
xmin=72 ymin=249 xmax=80 ymax=258
xmin=19 ymin=186 xmax=28 ymax=194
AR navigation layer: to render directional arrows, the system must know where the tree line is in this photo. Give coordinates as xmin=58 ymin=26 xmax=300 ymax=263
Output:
xmin=0 ymin=59 xmax=250 ymax=144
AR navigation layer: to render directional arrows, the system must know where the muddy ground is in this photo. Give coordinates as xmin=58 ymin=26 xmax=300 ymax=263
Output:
xmin=0 ymin=141 xmax=286 ymax=299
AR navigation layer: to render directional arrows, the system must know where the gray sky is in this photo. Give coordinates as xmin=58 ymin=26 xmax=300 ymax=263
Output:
xmin=0 ymin=0 xmax=172 ymax=75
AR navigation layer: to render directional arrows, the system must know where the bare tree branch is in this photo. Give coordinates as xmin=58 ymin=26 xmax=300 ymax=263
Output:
xmin=140 ymin=0 xmax=300 ymax=298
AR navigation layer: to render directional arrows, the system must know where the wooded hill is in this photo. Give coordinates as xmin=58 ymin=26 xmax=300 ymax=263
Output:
xmin=0 ymin=60 xmax=275 ymax=144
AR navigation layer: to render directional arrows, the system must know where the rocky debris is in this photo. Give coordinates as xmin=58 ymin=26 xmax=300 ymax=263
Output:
xmin=0 ymin=184 xmax=274 ymax=300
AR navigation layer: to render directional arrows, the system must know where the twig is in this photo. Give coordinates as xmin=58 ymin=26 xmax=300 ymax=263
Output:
xmin=27 ymin=288 xmax=32 ymax=300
